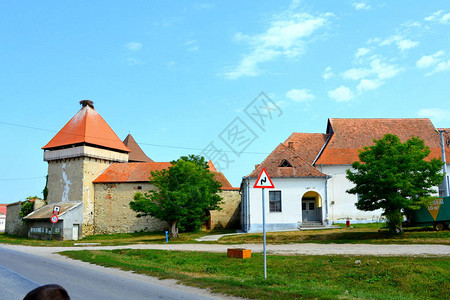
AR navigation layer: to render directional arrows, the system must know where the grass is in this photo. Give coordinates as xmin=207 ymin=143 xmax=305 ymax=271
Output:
xmin=0 ymin=229 xmax=234 ymax=247
xmin=219 ymin=224 xmax=450 ymax=245
xmin=1 ymin=224 xmax=449 ymax=246
xmin=61 ymin=249 xmax=450 ymax=300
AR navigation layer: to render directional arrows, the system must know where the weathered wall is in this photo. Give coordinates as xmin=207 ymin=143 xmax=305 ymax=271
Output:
xmin=45 ymin=146 xmax=127 ymax=237
xmin=28 ymin=220 xmax=64 ymax=240
xmin=93 ymin=182 xmax=167 ymax=234
xmin=47 ymin=157 xmax=85 ymax=204
xmin=210 ymin=189 xmax=241 ymax=229
xmin=5 ymin=202 xmax=28 ymax=236
xmin=80 ymin=157 xmax=115 ymax=236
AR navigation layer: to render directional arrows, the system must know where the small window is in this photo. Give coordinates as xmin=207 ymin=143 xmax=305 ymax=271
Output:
xmin=279 ymin=159 xmax=292 ymax=167
xmin=309 ymin=202 xmax=315 ymax=210
xmin=302 ymin=203 xmax=306 ymax=210
xmin=269 ymin=191 xmax=282 ymax=212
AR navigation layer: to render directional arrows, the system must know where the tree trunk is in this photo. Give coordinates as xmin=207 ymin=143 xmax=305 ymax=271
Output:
xmin=169 ymin=221 xmax=179 ymax=238
xmin=385 ymin=209 xmax=404 ymax=234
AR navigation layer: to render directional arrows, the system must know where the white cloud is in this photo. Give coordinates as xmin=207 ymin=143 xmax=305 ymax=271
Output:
xmin=355 ymin=47 xmax=370 ymax=59
xmin=286 ymin=89 xmax=315 ymax=102
xmin=342 ymin=68 xmax=371 ymax=80
xmin=342 ymin=57 xmax=401 ymax=81
xmin=397 ymin=39 xmax=419 ymax=51
xmin=352 ymin=2 xmax=370 ymax=10
xmin=328 ymin=86 xmax=354 ymax=102
xmin=322 ymin=66 xmax=333 ymax=80
xmin=379 ymin=35 xmax=418 ymax=51
xmin=125 ymin=42 xmax=143 ymax=52
xmin=429 ymin=60 xmax=450 ymax=74
xmin=357 ymin=79 xmax=383 ymax=93
xmin=370 ymin=58 xmax=402 ymax=79
xmin=379 ymin=35 xmax=401 ymax=46
xmin=224 ymin=10 xmax=332 ymax=79
xmin=425 ymin=10 xmax=450 ymax=24
xmin=183 ymin=40 xmax=199 ymax=52
xmin=416 ymin=51 xmax=445 ymax=68
xmin=418 ymin=108 xmax=450 ymax=122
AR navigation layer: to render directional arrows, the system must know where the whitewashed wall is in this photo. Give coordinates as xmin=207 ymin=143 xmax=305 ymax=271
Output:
xmin=320 ymin=165 xmax=384 ymax=222
xmin=245 ymin=177 xmax=326 ymax=232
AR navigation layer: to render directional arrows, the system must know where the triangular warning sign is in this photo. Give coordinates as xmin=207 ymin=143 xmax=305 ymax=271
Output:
xmin=254 ymin=168 xmax=275 ymax=188
xmin=427 ymin=198 xmax=443 ymax=221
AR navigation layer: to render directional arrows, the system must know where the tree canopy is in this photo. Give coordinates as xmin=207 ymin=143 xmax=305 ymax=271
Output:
xmin=346 ymin=134 xmax=444 ymax=233
xmin=130 ymin=155 xmax=222 ymax=238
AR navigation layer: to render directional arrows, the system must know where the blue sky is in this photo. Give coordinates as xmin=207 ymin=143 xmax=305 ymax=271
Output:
xmin=1 ymin=1 xmax=449 ymax=204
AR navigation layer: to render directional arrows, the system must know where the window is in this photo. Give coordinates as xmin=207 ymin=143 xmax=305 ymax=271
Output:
xmin=279 ymin=159 xmax=292 ymax=167
xmin=269 ymin=191 xmax=282 ymax=212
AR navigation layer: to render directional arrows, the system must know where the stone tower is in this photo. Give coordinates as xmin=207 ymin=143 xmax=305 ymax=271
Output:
xmin=42 ymin=100 xmax=130 ymax=235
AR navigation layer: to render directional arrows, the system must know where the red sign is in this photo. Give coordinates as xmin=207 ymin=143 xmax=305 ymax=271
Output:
xmin=50 ymin=215 xmax=59 ymax=224
xmin=52 ymin=205 xmax=61 ymax=215
xmin=253 ymin=168 xmax=275 ymax=188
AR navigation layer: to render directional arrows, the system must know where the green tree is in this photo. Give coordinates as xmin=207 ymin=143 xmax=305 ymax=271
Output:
xmin=346 ymin=134 xmax=444 ymax=233
xmin=130 ymin=155 xmax=222 ymax=238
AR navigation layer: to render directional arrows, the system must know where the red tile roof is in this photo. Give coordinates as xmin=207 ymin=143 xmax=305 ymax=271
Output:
xmin=283 ymin=133 xmax=329 ymax=164
xmin=0 ymin=204 xmax=7 ymax=215
xmin=123 ymin=134 xmax=153 ymax=162
xmin=93 ymin=162 xmax=171 ymax=183
xmin=42 ymin=104 xmax=130 ymax=152
xmin=93 ymin=161 xmax=236 ymax=189
xmin=249 ymin=118 xmax=448 ymax=179
xmin=249 ymin=143 xmax=326 ymax=178
xmin=207 ymin=160 xmax=218 ymax=172
xmin=316 ymin=118 xmax=448 ymax=165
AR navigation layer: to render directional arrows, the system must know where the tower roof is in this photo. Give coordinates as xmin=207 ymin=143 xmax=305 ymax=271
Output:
xmin=123 ymin=134 xmax=153 ymax=162
xmin=42 ymin=101 xmax=130 ymax=152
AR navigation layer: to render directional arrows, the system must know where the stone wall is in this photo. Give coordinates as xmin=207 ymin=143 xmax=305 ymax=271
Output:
xmin=210 ymin=189 xmax=241 ymax=229
xmin=46 ymin=150 xmax=125 ymax=237
xmin=93 ymin=182 xmax=167 ymax=234
xmin=5 ymin=202 xmax=28 ymax=236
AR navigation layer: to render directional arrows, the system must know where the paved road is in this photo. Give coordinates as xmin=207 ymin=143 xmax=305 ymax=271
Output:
xmin=1 ymin=242 xmax=448 ymax=299
xmin=0 ymin=246 xmax=233 ymax=300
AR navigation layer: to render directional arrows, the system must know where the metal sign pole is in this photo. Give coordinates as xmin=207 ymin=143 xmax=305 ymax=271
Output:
xmin=262 ymin=188 xmax=267 ymax=279
xmin=49 ymin=222 xmax=54 ymax=241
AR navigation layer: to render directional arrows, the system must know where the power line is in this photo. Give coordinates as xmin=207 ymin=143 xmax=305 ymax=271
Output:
xmin=0 ymin=176 xmax=46 ymax=181
xmin=0 ymin=120 xmax=270 ymax=155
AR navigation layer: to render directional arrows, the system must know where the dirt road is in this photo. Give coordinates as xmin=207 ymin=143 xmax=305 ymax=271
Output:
xmin=2 ymin=242 xmax=449 ymax=258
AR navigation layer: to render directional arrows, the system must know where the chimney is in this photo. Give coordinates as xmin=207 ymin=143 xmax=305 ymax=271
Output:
xmin=80 ymin=100 xmax=94 ymax=109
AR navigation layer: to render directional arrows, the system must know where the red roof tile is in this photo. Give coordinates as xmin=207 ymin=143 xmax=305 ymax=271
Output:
xmin=0 ymin=204 xmax=7 ymax=215
xmin=207 ymin=160 xmax=218 ymax=172
xmin=123 ymin=134 xmax=153 ymax=162
xmin=94 ymin=161 xmax=236 ymax=189
xmin=283 ymin=133 xmax=329 ymax=164
xmin=316 ymin=118 xmax=447 ymax=165
xmin=249 ymin=143 xmax=326 ymax=178
xmin=42 ymin=104 xmax=130 ymax=152
xmin=93 ymin=162 xmax=171 ymax=183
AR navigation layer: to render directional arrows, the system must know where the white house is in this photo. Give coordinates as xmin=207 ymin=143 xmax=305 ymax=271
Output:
xmin=241 ymin=118 xmax=450 ymax=232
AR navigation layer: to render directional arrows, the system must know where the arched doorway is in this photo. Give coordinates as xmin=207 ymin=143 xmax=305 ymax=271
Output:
xmin=301 ymin=191 xmax=323 ymax=223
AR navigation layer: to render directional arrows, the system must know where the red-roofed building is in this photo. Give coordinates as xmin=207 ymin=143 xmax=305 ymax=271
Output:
xmin=0 ymin=204 xmax=7 ymax=231
xmin=241 ymin=118 xmax=450 ymax=232
xmin=14 ymin=101 xmax=240 ymax=240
